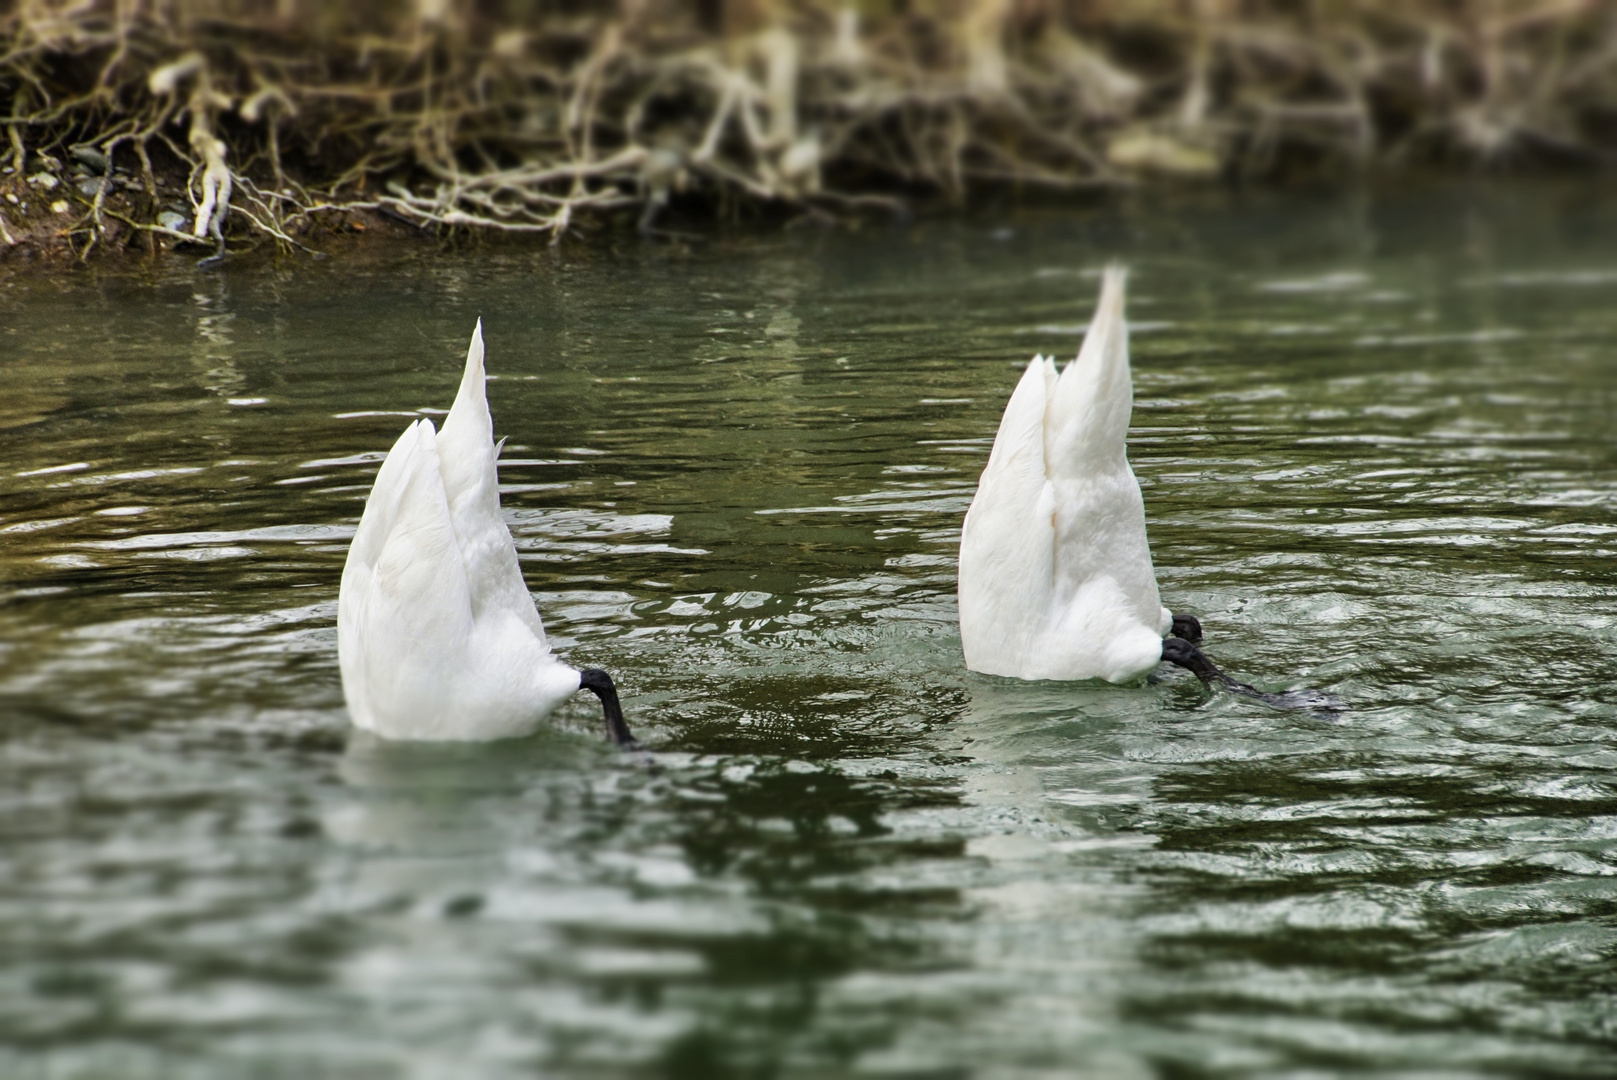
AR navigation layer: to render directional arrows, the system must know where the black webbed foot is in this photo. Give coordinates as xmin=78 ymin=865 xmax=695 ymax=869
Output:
xmin=1170 ymin=613 xmax=1203 ymax=644
xmin=579 ymin=669 xmax=640 ymax=749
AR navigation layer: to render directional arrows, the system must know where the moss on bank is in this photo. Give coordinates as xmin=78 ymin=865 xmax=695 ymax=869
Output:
xmin=3 ymin=0 xmax=1615 ymax=263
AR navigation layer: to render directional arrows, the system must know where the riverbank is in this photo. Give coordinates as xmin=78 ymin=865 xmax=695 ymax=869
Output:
xmin=4 ymin=0 xmax=1614 ymax=266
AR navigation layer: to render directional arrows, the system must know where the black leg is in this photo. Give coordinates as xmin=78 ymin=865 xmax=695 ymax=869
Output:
xmin=1171 ymin=613 xmax=1203 ymax=644
xmin=1160 ymin=637 xmax=1345 ymax=713
xmin=579 ymin=669 xmax=639 ymax=748
xmin=1161 ymin=636 xmax=1240 ymax=689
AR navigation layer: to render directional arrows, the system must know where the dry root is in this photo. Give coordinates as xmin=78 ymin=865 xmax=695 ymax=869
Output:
xmin=2 ymin=0 xmax=1615 ymax=261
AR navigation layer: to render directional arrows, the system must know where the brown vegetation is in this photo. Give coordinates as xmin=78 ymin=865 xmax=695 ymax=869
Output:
xmin=2 ymin=0 xmax=1615 ymax=261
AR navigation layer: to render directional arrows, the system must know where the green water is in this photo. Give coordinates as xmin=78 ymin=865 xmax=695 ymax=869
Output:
xmin=4 ymin=181 xmax=1617 ymax=1078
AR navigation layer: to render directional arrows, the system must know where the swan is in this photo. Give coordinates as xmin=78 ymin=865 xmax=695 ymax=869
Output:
xmin=337 ymin=321 xmax=636 ymax=745
xmin=958 ymin=266 xmax=1209 ymax=684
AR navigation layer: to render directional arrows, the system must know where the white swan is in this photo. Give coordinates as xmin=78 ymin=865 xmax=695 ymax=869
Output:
xmin=958 ymin=266 xmax=1198 ymax=683
xmin=337 ymin=321 xmax=635 ymax=744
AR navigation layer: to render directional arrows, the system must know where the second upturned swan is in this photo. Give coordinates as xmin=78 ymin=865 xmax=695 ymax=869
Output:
xmin=958 ymin=267 xmax=1204 ymax=683
xmin=337 ymin=321 xmax=635 ymax=744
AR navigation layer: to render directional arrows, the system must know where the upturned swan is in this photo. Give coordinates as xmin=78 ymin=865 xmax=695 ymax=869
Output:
xmin=958 ymin=266 xmax=1212 ymax=684
xmin=337 ymin=321 xmax=636 ymax=744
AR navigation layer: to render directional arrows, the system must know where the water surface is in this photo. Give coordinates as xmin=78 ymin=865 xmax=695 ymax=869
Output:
xmin=4 ymin=181 xmax=1617 ymax=1077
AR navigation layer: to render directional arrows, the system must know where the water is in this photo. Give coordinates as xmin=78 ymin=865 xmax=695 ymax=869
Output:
xmin=4 ymin=180 xmax=1617 ymax=1077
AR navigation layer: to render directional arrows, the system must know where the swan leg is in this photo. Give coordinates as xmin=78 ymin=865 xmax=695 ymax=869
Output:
xmin=1170 ymin=613 xmax=1203 ymax=643
xmin=1160 ymin=637 xmax=1344 ymax=714
xmin=1160 ymin=635 xmax=1231 ymax=687
xmin=1162 ymin=635 xmax=1272 ymax=699
xmin=579 ymin=669 xmax=639 ymax=748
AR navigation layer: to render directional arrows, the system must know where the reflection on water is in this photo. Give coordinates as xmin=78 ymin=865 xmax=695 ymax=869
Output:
xmin=4 ymin=180 xmax=1617 ymax=1076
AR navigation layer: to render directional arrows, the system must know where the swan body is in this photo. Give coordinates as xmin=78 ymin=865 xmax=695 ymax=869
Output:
xmin=338 ymin=322 xmax=629 ymax=742
xmin=958 ymin=267 xmax=1172 ymax=682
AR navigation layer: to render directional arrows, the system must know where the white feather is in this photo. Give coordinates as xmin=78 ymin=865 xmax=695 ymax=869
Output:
xmin=958 ymin=267 xmax=1172 ymax=683
xmin=337 ymin=321 xmax=582 ymax=740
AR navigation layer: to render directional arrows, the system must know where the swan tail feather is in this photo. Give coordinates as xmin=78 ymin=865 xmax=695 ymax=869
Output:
xmin=340 ymin=417 xmax=437 ymax=724
xmin=959 ymin=355 xmax=1058 ymax=675
xmin=354 ymin=421 xmax=480 ymax=735
xmin=1047 ymin=265 xmax=1165 ymax=645
xmin=1047 ymin=264 xmax=1131 ymax=477
xmin=436 ymin=320 xmax=550 ymax=649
